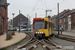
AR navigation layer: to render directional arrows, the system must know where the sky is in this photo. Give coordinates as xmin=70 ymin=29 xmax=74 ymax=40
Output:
xmin=7 ymin=0 xmax=75 ymax=23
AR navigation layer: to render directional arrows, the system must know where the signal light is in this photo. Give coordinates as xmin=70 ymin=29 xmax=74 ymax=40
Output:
xmin=42 ymin=32 xmax=44 ymax=34
xmin=38 ymin=32 xmax=39 ymax=34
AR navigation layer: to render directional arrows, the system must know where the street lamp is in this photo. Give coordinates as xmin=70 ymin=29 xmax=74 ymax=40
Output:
xmin=4 ymin=3 xmax=10 ymax=40
xmin=12 ymin=13 xmax=15 ymax=29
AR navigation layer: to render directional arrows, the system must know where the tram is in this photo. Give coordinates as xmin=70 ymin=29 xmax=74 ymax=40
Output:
xmin=33 ymin=18 xmax=54 ymax=39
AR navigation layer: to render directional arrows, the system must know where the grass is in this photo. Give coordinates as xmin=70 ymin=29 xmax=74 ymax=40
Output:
xmin=1 ymin=48 xmax=7 ymax=50
xmin=5 ymin=37 xmax=13 ymax=41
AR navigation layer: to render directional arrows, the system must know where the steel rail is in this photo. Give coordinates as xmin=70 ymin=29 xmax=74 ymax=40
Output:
xmin=16 ymin=32 xmax=35 ymax=49
xmin=54 ymin=35 xmax=75 ymax=43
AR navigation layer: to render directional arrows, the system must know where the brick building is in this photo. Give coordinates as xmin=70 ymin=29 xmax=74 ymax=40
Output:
xmin=13 ymin=13 xmax=29 ymax=28
xmin=0 ymin=0 xmax=9 ymax=31
xmin=51 ymin=9 xmax=75 ymax=32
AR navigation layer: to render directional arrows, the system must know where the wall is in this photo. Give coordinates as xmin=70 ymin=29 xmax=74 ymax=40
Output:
xmin=0 ymin=7 xmax=7 ymax=31
xmin=71 ymin=13 xmax=75 ymax=30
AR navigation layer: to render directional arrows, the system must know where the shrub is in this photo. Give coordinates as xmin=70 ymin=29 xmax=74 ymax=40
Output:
xmin=12 ymin=31 xmax=15 ymax=35
xmin=0 ymin=31 xmax=4 ymax=35
xmin=7 ymin=33 xmax=12 ymax=40
xmin=8 ymin=29 xmax=11 ymax=31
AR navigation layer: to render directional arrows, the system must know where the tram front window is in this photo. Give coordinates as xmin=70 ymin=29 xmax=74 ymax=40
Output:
xmin=34 ymin=21 xmax=47 ymax=29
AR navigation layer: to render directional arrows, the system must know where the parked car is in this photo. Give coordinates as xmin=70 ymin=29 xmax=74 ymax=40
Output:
xmin=11 ymin=28 xmax=17 ymax=31
xmin=17 ymin=28 xmax=28 ymax=31
xmin=28 ymin=28 xmax=31 ymax=31
xmin=60 ymin=28 xmax=64 ymax=31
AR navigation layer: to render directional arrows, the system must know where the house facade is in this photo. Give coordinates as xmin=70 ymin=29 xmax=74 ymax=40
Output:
xmin=13 ymin=13 xmax=29 ymax=28
xmin=51 ymin=9 xmax=75 ymax=32
xmin=0 ymin=0 xmax=8 ymax=31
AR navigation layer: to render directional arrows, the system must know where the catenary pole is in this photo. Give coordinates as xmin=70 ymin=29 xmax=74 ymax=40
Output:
xmin=27 ymin=14 xmax=29 ymax=30
xmin=19 ymin=10 xmax=20 ymax=32
xmin=57 ymin=3 xmax=60 ymax=35
xmin=35 ymin=13 xmax=37 ymax=18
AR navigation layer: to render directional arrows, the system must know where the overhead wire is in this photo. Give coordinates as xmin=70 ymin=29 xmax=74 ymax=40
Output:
xmin=41 ymin=0 xmax=48 ymax=9
xmin=51 ymin=0 xmax=69 ymax=10
xmin=32 ymin=0 xmax=39 ymax=11
xmin=29 ymin=0 xmax=69 ymax=17
xmin=50 ymin=0 xmax=69 ymax=16
xmin=28 ymin=0 xmax=39 ymax=15
xmin=28 ymin=0 xmax=49 ymax=17
xmin=44 ymin=0 xmax=47 ymax=8
xmin=28 ymin=0 xmax=48 ymax=15
xmin=60 ymin=0 xmax=69 ymax=5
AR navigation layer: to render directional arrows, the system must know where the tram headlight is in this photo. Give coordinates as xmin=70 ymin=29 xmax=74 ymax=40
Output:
xmin=36 ymin=32 xmax=38 ymax=34
xmin=42 ymin=32 xmax=44 ymax=34
xmin=40 ymin=32 xmax=42 ymax=34
xmin=38 ymin=32 xmax=39 ymax=34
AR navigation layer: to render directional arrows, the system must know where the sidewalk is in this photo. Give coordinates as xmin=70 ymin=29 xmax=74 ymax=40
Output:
xmin=62 ymin=32 xmax=75 ymax=37
xmin=55 ymin=31 xmax=75 ymax=37
xmin=0 ymin=32 xmax=26 ymax=49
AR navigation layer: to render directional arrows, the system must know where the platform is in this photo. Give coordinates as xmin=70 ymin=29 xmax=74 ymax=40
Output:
xmin=0 ymin=32 xmax=26 ymax=49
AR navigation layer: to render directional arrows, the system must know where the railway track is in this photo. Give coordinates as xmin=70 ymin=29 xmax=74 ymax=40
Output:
xmin=14 ymin=31 xmax=35 ymax=50
xmin=14 ymin=32 xmax=63 ymax=50
xmin=54 ymin=35 xmax=75 ymax=43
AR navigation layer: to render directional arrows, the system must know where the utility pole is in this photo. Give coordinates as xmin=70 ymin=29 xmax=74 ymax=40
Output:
xmin=45 ymin=10 xmax=52 ymax=17
xmin=57 ymin=3 xmax=60 ymax=35
xmin=35 ymin=13 xmax=37 ymax=18
xmin=27 ymin=14 xmax=29 ymax=30
xmin=46 ymin=10 xmax=47 ymax=17
xmin=4 ymin=3 xmax=10 ymax=40
xmin=19 ymin=10 xmax=20 ymax=32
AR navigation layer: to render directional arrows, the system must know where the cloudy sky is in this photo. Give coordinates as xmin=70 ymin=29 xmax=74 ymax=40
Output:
xmin=7 ymin=0 xmax=75 ymax=22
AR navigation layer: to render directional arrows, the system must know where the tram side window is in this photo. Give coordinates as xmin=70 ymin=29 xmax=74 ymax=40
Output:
xmin=45 ymin=21 xmax=47 ymax=29
xmin=49 ymin=22 xmax=51 ymax=28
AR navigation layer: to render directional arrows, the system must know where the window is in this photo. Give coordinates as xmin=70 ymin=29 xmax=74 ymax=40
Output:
xmin=60 ymin=20 xmax=61 ymax=23
xmin=68 ymin=15 xmax=71 ymax=17
xmin=34 ymin=21 xmax=47 ymax=29
xmin=49 ymin=22 xmax=50 ymax=28
xmin=64 ymin=18 xmax=65 ymax=22
xmin=68 ymin=17 xmax=71 ymax=22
